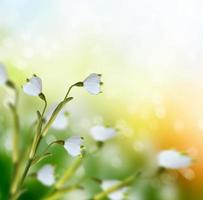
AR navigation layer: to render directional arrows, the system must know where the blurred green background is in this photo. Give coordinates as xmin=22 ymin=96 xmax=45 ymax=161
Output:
xmin=1 ymin=0 xmax=203 ymax=199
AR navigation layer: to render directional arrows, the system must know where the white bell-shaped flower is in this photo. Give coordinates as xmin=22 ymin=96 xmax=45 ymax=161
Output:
xmin=46 ymin=103 xmax=69 ymax=130
xmin=64 ymin=136 xmax=84 ymax=157
xmin=23 ymin=75 xmax=42 ymax=96
xmin=83 ymin=73 xmax=102 ymax=95
xmin=101 ymin=180 xmax=128 ymax=200
xmin=157 ymin=150 xmax=192 ymax=169
xmin=37 ymin=164 xmax=55 ymax=186
xmin=0 ymin=63 xmax=8 ymax=85
xmin=90 ymin=125 xmax=116 ymax=142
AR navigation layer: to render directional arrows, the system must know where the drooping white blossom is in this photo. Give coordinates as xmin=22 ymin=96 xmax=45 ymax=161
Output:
xmin=0 ymin=63 xmax=8 ymax=85
xmin=157 ymin=150 xmax=192 ymax=169
xmin=64 ymin=136 xmax=84 ymax=157
xmin=46 ymin=103 xmax=69 ymax=130
xmin=101 ymin=180 xmax=128 ymax=200
xmin=37 ymin=164 xmax=55 ymax=186
xmin=90 ymin=125 xmax=116 ymax=142
xmin=83 ymin=73 xmax=102 ymax=95
xmin=23 ymin=76 xmax=42 ymax=96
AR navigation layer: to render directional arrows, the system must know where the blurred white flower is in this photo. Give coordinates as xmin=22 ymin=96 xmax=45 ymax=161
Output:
xmin=90 ymin=125 xmax=116 ymax=141
xmin=0 ymin=63 xmax=8 ymax=85
xmin=64 ymin=136 xmax=84 ymax=157
xmin=46 ymin=103 xmax=69 ymax=130
xmin=23 ymin=75 xmax=42 ymax=96
xmin=101 ymin=180 xmax=128 ymax=200
xmin=4 ymin=132 xmax=12 ymax=151
xmin=83 ymin=73 xmax=102 ymax=95
xmin=157 ymin=150 xmax=192 ymax=169
xmin=37 ymin=164 xmax=55 ymax=186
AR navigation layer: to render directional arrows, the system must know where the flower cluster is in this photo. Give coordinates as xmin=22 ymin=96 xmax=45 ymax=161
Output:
xmin=0 ymin=63 xmax=194 ymax=200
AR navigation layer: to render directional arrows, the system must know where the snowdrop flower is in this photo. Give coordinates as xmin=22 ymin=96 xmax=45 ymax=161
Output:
xmin=64 ymin=136 xmax=84 ymax=157
xmin=23 ymin=75 xmax=42 ymax=96
xmin=0 ymin=63 xmax=8 ymax=85
xmin=83 ymin=73 xmax=102 ymax=95
xmin=46 ymin=103 xmax=69 ymax=130
xmin=101 ymin=180 xmax=128 ymax=200
xmin=157 ymin=150 xmax=192 ymax=169
xmin=37 ymin=164 xmax=55 ymax=186
xmin=90 ymin=125 xmax=116 ymax=142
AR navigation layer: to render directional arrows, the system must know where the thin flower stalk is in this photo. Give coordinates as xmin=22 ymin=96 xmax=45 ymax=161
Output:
xmin=44 ymin=156 xmax=85 ymax=199
xmin=93 ymin=173 xmax=137 ymax=200
xmin=43 ymin=185 xmax=83 ymax=200
xmin=6 ymin=81 xmax=20 ymax=164
xmin=41 ymin=97 xmax=73 ymax=137
xmin=16 ymin=95 xmax=47 ymax=191
xmin=45 ymin=144 xmax=103 ymax=200
xmin=6 ymin=81 xmax=21 ymax=198
xmin=11 ymin=84 xmax=76 ymax=199
xmin=9 ymin=104 xmax=21 ymax=197
xmin=55 ymin=156 xmax=84 ymax=189
xmin=10 ymin=94 xmax=47 ymax=200
xmin=0 ymin=71 xmax=103 ymax=200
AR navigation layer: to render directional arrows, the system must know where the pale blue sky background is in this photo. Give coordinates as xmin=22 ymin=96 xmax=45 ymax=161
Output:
xmin=0 ymin=0 xmax=203 ymax=101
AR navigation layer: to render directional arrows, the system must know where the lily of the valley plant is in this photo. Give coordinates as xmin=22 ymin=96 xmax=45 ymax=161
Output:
xmin=0 ymin=64 xmax=194 ymax=200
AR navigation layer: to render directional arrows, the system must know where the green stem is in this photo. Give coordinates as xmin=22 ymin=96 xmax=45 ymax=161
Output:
xmin=6 ymin=81 xmax=20 ymax=166
xmin=41 ymin=97 xmax=73 ymax=137
xmin=11 ymin=105 xmax=20 ymax=163
xmin=43 ymin=185 xmax=82 ymax=200
xmin=45 ymin=144 xmax=101 ymax=199
xmin=93 ymin=173 xmax=137 ymax=200
xmin=8 ymin=82 xmax=20 ymax=198
xmin=41 ymin=83 xmax=79 ymax=137
xmin=10 ymin=96 xmax=47 ymax=199
xmin=29 ymin=94 xmax=47 ymax=159
xmin=32 ymin=140 xmax=64 ymax=166
xmin=64 ymin=83 xmax=80 ymax=100
xmin=55 ymin=156 xmax=83 ymax=189
xmin=10 ymin=82 xmax=78 ymax=199
xmin=42 ymin=140 xmax=64 ymax=156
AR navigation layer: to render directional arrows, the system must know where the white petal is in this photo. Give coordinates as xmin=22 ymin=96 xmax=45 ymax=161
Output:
xmin=37 ymin=165 xmax=55 ymax=186
xmin=90 ymin=125 xmax=116 ymax=141
xmin=52 ymin=114 xmax=69 ymax=130
xmin=23 ymin=76 xmax=42 ymax=96
xmin=64 ymin=136 xmax=83 ymax=157
xmin=0 ymin=63 xmax=8 ymax=85
xmin=157 ymin=150 xmax=192 ymax=169
xmin=84 ymin=82 xmax=100 ymax=95
xmin=84 ymin=73 xmax=101 ymax=84
xmin=83 ymin=73 xmax=101 ymax=95
xmin=46 ymin=103 xmax=69 ymax=130
xmin=101 ymin=180 xmax=128 ymax=200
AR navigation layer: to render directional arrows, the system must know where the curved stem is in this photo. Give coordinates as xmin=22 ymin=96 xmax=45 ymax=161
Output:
xmin=41 ymin=100 xmax=69 ymax=137
xmin=44 ymin=157 xmax=84 ymax=200
xmin=93 ymin=173 xmax=138 ymax=200
xmin=42 ymin=83 xmax=79 ymax=137
xmin=64 ymin=83 xmax=79 ymax=100
xmin=10 ymin=82 xmax=79 ymax=199
xmin=16 ymin=83 xmax=76 ymax=191
xmin=45 ymin=144 xmax=102 ymax=199
xmin=43 ymin=140 xmax=64 ymax=154
xmin=55 ymin=156 xmax=83 ymax=189
xmin=11 ymin=96 xmax=47 ymax=199
xmin=31 ymin=140 xmax=64 ymax=165
xmin=43 ymin=185 xmax=82 ymax=200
